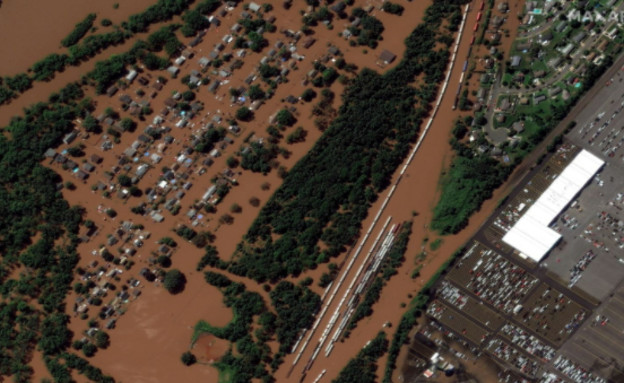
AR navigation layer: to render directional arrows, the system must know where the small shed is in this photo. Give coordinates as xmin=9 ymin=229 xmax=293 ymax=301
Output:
xmin=167 ymin=66 xmax=180 ymax=77
xmin=82 ymin=162 xmax=96 ymax=172
xmin=76 ymin=170 xmax=89 ymax=181
xmin=249 ymin=2 xmax=261 ymax=12
xmin=106 ymin=86 xmax=118 ymax=97
xmin=125 ymin=70 xmax=138 ymax=83
xmin=303 ymin=37 xmax=316 ymax=49
xmin=379 ymin=50 xmax=396 ymax=65
xmin=44 ymin=148 xmax=57 ymax=159
xmin=63 ymin=130 xmax=78 ymax=145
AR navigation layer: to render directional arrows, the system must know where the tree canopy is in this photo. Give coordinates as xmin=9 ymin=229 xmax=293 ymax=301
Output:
xmin=163 ymin=269 xmax=186 ymax=294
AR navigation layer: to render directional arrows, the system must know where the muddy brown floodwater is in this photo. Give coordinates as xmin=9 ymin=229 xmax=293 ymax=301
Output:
xmin=46 ymin=1 xmax=399 ymax=381
xmin=0 ymin=1 xmax=180 ymax=128
xmin=14 ymin=0 xmax=528 ymax=382
xmin=0 ymin=0 xmax=155 ymax=76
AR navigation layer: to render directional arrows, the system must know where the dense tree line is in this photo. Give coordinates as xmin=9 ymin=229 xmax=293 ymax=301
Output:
xmin=123 ymin=0 xmax=193 ymax=33
xmin=226 ymin=1 xmax=460 ymax=283
xmin=0 ymin=85 xmax=14 ymax=105
xmin=67 ymin=30 xmax=128 ymax=65
xmin=269 ymin=281 xmax=320 ymax=353
xmin=0 ymin=82 xmax=116 ymax=381
xmin=348 ymin=8 xmax=385 ymax=48
xmin=61 ymin=13 xmax=97 ymax=47
xmin=197 ymin=272 xmax=321 ymax=381
xmin=25 ymin=0 xmax=195 ymax=85
xmin=332 ymin=331 xmax=388 ymax=383
xmin=4 ymin=73 xmax=32 ymax=93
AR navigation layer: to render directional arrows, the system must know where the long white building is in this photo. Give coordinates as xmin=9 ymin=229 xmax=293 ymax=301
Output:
xmin=503 ymin=149 xmax=604 ymax=262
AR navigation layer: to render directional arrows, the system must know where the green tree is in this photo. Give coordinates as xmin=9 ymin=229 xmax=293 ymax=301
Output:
xmin=181 ymin=351 xmax=196 ymax=365
xmin=286 ymin=127 xmax=307 ymax=144
xmin=94 ymin=331 xmax=110 ymax=349
xmin=159 ymin=237 xmax=177 ymax=247
xmin=275 ymin=109 xmax=296 ymax=126
xmin=181 ymin=10 xmax=209 ymax=37
xmin=143 ymin=52 xmax=169 ymax=70
xmin=117 ymin=174 xmax=132 ymax=187
xmin=248 ymin=84 xmax=265 ymax=100
xmin=67 ymin=146 xmax=84 ymax=157
xmin=164 ymin=38 xmax=183 ymax=57
xmin=301 ymin=88 xmax=316 ymax=102
xmin=120 ymin=117 xmax=136 ymax=132
xmin=82 ymin=342 xmax=97 ymax=357
xmin=157 ymin=255 xmax=172 ymax=268
xmin=235 ymin=106 xmax=253 ymax=121
xmin=382 ymin=2 xmax=404 ymax=15
xmin=226 ymin=156 xmax=239 ymax=168
xmin=83 ymin=114 xmax=100 ymax=132
xmin=163 ymin=269 xmax=186 ymax=294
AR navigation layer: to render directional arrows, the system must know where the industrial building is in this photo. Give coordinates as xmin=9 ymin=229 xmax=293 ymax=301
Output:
xmin=502 ymin=149 xmax=604 ymax=262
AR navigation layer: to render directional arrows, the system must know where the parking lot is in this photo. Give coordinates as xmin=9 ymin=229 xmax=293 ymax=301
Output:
xmin=518 ymin=283 xmax=587 ymax=347
xmin=558 ymin=282 xmax=624 ymax=382
xmin=427 ymin=300 xmax=491 ymax=346
xmin=437 ymin=279 xmax=506 ymax=331
xmin=542 ymin=67 xmax=624 ymax=301
xmin=423 ymin=67 xmax=624 ymax=383
xmin=447 ymin=241 xmax=539 ymax=315
xmin=426 ymin=239 xmax=589 ymax=379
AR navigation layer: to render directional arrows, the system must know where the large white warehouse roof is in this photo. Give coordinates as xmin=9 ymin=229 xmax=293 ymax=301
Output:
xmin=502 ymin=149 xmax=604 ymax=262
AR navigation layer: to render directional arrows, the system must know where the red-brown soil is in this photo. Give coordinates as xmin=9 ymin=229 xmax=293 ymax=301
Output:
xmin=193 ymin=333 xmax=230 ymax=363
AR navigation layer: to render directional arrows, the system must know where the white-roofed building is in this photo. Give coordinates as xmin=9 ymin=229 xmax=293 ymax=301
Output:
xmin=503 ymin=149 xmax=604 ymax=262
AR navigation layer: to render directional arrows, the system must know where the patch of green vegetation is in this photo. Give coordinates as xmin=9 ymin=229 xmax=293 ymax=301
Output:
xmin=195 ymin=272 xmax=320 ymax=381
xmin=429 ymin=238 xmax=443 ymax=251
xmin=431 ymin=148 xmax=511 ymax=234
xmin=61 ymin=13 xmax=97 ymax=47
xmin=217 ymin=366 xmax=235 ymax=383
xmin=333 ymin=331 xmax=388 ymax=383
xmin=0 ymin=82 xmax=116 ymax=382
xmin=432 ymin=54 xmax=615 ymax=234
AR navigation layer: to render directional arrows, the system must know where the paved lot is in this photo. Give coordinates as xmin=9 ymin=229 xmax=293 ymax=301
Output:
xmin=558 ymin=282 xmax=624 ymax=381
xmin=424 ymin=60 xmax=624 ymax=383
xmin=541 ymin=67 xmax=624 ymax=301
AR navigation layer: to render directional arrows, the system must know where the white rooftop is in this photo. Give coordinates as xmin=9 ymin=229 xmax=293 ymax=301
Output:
xmin=503 ymin=149 xmax=604 ymax=262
